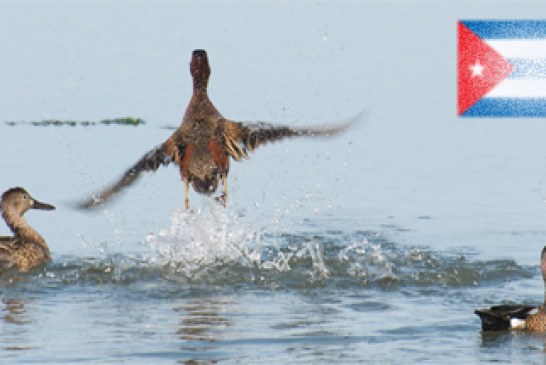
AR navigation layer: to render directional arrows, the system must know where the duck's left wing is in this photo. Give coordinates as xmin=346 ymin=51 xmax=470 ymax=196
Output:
xmin=77 ymin=137 xmax=179 ymax=209
xmin=218 ymin=112 xmax=361 ymax=161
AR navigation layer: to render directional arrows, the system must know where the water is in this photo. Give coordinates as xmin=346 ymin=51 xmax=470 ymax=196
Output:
xmin=3 ymin=1 xmax=546 ymax=364
xmin=0 ymin=201 xmax=544 ymax=364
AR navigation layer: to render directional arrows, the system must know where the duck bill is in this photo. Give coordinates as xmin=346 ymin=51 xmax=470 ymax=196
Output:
xmin=32 ymin=198 xmax=56 ymax=211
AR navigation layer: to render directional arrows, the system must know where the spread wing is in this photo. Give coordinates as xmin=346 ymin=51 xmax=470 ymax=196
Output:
xmin=78 ymin=137 xmax=180 ymax=209
xmin=218 ymin=111 xmax=362 ymax=161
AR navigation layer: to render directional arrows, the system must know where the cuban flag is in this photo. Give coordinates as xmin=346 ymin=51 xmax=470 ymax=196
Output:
xmin=458 ymin=20 xmax=546 ymax=117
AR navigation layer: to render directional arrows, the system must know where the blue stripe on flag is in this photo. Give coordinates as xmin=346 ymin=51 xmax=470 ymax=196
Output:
xmin=462 ymin=20 xmax=546 ymax=39
xmin=508 ymin=59 xmax=546 ymax=78
xmin=463 ymin=98 xmax=546 ymax=117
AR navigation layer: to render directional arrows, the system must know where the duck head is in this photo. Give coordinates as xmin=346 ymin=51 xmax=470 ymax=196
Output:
xmin=1 ymin=187 xmax=55 ymax=216
xmin=190 ymin=49 xmax=211 ymax=92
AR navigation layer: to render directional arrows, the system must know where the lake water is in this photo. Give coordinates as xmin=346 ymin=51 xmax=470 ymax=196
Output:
xmin=2 ymin=1 xmax=546 ymax=364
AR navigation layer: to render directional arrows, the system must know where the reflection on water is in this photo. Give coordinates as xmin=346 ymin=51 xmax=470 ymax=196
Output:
xmin=478 ymin=329 xmax=546 ymax=362
xmin=1 ymin=297 xmax=35 ymax=353
xmin=2 ymin=298 xmax=29 ymax=325
xmin=175 ymin=297 xmax=232 ymax=364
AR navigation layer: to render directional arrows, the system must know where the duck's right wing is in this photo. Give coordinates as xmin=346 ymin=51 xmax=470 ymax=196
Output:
xmin=218 ymin=111 xmax=362 ymax=161
xmin=77 ymin=137 xmax=180 ymax=209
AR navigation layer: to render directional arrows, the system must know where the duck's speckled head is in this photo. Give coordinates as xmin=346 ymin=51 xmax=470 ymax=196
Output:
xmin=1 ymin=187 xmax=55 ymax=216
xmin=190 ymin=49 xmax=211 ymax=91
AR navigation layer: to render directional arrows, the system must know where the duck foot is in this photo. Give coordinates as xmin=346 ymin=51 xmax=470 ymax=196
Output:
xmin=214 ymin=194 xmax=227 ymax=207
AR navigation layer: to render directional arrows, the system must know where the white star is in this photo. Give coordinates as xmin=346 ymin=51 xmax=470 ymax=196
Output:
xmin=469 ymin=60 xmax=485 ymax=78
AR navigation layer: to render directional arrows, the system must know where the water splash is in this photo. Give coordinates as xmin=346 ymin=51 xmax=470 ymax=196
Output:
xmin=143 ymin=203 xmax=337 ymax=283
xmin=145 ymin=204 xmax=256 ymax=276
xmin=139 ymin=206 xmax=536 ymax=289
xmin=4 ymin=207 xmax=534 ymax=291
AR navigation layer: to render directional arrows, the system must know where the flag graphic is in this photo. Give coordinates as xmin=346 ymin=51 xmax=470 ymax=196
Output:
xmin=458 ymin=20 xmax=546 ymax=117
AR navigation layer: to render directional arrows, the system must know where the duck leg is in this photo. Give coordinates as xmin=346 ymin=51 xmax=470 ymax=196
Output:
xmin=183 ymin=176 xmax=190 ymax=210
xmin=220 ymin=174 xmax=228 ymax=207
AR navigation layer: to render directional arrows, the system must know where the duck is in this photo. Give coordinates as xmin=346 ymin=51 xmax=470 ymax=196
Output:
xmin=474 ymin=246 xmax=546 ymax=331
xmin=78 ymin=49 xmax=359 ymax=210
xmin=0 ymin=187 xmax=55 ymax=272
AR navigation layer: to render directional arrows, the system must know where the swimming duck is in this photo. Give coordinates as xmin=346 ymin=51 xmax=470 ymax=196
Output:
xmin=474 ymin=246 xmax=546 ymax=331
xmin=78 ymin=49 xmax=359 ymax=210
xmin=0 ymin=187 xmax=55 ymax=272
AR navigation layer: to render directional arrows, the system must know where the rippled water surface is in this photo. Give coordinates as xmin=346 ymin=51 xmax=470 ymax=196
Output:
xmin=1 ymin=205 xmax=545 ymax=364
xmin=3 ymin=1 xmax=546 ymax=364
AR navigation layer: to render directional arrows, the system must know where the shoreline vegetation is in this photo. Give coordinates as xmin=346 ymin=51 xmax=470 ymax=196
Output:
xmin=5 ymin=117 xmax=145 ymax=127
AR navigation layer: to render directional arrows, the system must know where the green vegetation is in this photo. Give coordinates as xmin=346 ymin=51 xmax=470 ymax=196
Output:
xmin=5 ymin=117 xmax=146 ymax=127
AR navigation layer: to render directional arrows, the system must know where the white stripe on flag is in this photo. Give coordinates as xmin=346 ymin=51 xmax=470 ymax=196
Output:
xmin=486 ymin=40 xmax=546 ymax=59
xmin=487 ymin=79 xmax=546 ymax=98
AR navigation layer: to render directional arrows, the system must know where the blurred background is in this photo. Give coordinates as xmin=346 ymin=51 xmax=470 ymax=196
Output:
xmin=1 ymin=1 xmax=546 ymax=262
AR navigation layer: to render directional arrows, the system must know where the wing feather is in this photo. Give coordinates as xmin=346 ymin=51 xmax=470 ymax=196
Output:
xmin=78 ymin=139 xmax=178 ymax=209
xmin=218 ymin=111 xmax=361 ymax=160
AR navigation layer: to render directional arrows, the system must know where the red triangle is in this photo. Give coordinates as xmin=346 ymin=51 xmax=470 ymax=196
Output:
xmin=457 ymin=22 xmax=514 ymax=115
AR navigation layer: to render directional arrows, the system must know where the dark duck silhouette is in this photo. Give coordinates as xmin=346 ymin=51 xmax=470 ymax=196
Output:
xmin=0 ymin=187 xmax=55 ymax=272
xmin=475 ymin=246 xmax=546 ymax=331
xmin=78 ymin=49 xmax=358 ymax=210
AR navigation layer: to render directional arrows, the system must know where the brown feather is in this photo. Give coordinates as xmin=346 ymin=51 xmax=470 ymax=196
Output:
xmin=0 ymin=238 xmax=50 ymax=272
xmin=1 ymin=187 xmax=54 ymax=272
xmin=76 ymin=50 xmax=360 ymax=209
xmin=218 ymin=113 xmax=358 ymax=162
xmin=78 ymin=135 xmax=179 ymax=208
xmin=526 ymin=308 xmax=546 ymax=332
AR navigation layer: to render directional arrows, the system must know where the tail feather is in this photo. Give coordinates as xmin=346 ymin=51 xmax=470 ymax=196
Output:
xmin=475 ymin=305 xmax=535 ymax=331
xmin=191 ymin=175 xmax=218 ymax=195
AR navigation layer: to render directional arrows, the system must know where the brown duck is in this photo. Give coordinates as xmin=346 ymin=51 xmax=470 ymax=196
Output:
xmin=475 ymin=246 xmax=546 ymax=331
xmin=79 ymin=49 xmax=358 ymax=210
xmin=0 ymin=187 xmax=55 ymax=272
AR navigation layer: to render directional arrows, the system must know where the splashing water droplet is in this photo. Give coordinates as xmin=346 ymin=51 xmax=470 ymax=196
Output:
xmin=145 ymin=202 xmax=260 ymax=276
